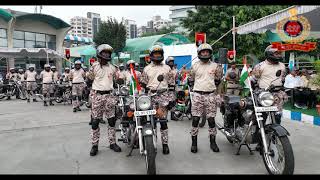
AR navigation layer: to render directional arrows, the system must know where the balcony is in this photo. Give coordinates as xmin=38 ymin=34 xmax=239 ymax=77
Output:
xmin=169 ymin=6 xmax=195 ymax=11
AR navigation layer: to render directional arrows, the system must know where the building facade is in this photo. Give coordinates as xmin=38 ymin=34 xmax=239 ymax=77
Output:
xmin=69 ymin=16 xmax=93 ymax=39
xmin=169 ymin=6 xmax=196 ymax=33
xmin=0 ymin=8 xmax=71 ymax=72
xmin=87 ymin=12 xmax=101 ymax=38
xmin=124 ymin=19 xmax=137 ymax=39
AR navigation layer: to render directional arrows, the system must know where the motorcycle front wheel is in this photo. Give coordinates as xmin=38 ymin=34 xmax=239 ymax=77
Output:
xmin=144 ymin=135 xmax=156 ymax=175
xmin=262 ymin=133 xmax=294 ymax=174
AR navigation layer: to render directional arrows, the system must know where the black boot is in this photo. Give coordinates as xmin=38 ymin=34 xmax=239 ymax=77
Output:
xmin=171 ymin=111 xmax=178 ymax=121
xmin=210 ymin=135 xmax=220 ymax=152
xmin=191 ymin=136 xmax=198 ymax=153
xmin=162 ymin=144 xmax=170 ymax=155
xmin=73 ymin=108 xmax=77 ymax=112
xmin=27 ymin=99 xmax=30 ymax=103
xmin=90 ymin=145 xmax=98 ymax=156
xmin=49 ymin=100 xmax=54 ymax=106
xmin=110 ymin=143 xmax=122 ymax=152
xmin=6 ymin=96 xmax=11 ymax=100
xmin=33 ymin=99 xmax=38 ymax=102
xmin=76 ymin=107 xmax=81 ymax=111
xmin=44 ymin=101 xmax=48 ymax=106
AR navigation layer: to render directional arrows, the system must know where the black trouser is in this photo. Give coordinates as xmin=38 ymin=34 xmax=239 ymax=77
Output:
xmin=294 ymin=88 xmax=311 ymax=107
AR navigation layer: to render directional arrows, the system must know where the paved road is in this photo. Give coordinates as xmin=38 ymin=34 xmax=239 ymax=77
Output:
xmin=0 ymin=99 xmax=319 ymax=174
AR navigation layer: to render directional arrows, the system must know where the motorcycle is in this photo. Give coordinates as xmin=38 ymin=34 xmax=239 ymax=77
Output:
xmin=217 ymin=70 xmax=294 ymax=174
xmin=54 ymin=79 xmax=72 ymax=105
xmin=117 ymin=75 xmax=166 ymax=175
xmin=171 ymin=78 xmax=192 ymax=121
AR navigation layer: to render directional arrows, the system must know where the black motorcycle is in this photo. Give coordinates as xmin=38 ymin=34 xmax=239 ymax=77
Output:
xmin=217 ymin=70 xmax=294 ymax=174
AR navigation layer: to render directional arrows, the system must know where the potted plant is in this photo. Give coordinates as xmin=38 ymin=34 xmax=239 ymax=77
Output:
xmin=311 ymin=61 xmax=320 ymax=115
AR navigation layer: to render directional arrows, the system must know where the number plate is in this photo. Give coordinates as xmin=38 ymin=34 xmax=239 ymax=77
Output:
xmin=255 ymin=106 xmax=278 ymax=112
xmin=134 ymin=110 xmax=157 ymax=116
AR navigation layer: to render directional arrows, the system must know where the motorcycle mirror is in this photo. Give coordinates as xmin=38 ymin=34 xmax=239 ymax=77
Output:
xmin=276 ymin=70 xmax=282 ymax=77
xmin=157 ymin=75 xmax=164 ymax=82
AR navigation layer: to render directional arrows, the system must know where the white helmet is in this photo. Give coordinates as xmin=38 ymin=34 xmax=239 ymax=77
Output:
xmin=44 ymin=64 xmax=50 ymax=68
xmin=75 ymin=60 xmax=82 ymax=65
xmin=97 ymin=44 xmax=113 ymax=61
xmin=51 ymin=66 xmax=56 ymax=69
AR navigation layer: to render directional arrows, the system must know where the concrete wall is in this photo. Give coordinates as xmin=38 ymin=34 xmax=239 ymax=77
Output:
xmin=0 ymin=18 xmax=7 ymax=29
xmin=14 ymin=19 xmax=57 ymax=35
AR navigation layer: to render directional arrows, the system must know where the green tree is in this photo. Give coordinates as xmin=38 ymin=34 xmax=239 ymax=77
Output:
xmin=181 ymin=6 xmax=289 ymax=62
xmin=140 ymin=25 xmax=178 ymax=37
xmin=93 ymin=18 xmax=127 ymax=55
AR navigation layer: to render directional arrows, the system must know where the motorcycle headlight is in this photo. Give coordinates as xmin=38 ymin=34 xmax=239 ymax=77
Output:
xmin=137 ymin=95 xmax=152 ymax=111
xmin=258 ymin=92 xmax=274 ymax=107
xmin=129 ymin=102 xmax=135 ymax=111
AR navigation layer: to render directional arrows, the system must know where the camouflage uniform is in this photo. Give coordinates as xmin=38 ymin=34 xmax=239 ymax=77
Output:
xmin=140 ymin=62 xmax=175 ymax=145
xmin=70 ymin=68 xmax=86 ymax=109
xmin=40 ymin=70 xmax=54 ymax=104
xmin=251 ymin=59 xmax=287 ymax=123
xmin=87 ymin=61 xmax=119 ymax=146
xmin=226 ymin=67 xmax=240 ymax=95
xmin=189 ymin=60 xmax=223 ymax=137
xmin=25 ymin=70 xmax=38 ymax=101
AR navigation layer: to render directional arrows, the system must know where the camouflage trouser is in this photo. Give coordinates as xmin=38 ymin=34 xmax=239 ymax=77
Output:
xmin=152 ymin=91 xmax=171 ymax=144
xmin=273 ymin=90 xmax=288 ymax=113
xmin=90 ymin=90 xmax=118 ymax=146
xmin=91 ymin=126 xmax=117 ymax=146
xmin=190 ymin=92 xmax=220 ymax=137
xmin=191 ymin=92 xmax=219 ymax=118
xmin=152 ymin=91 xmax=171 ymax=119
xmin=72 ymin=83 xmax=84 ymax=108
xmin=42 ymin=83 xmax=54 ymax=102
xmin=26 ymin=82 xmax=37 ymax=100
xmin=91 ymin=90 xmax=117 ymax=119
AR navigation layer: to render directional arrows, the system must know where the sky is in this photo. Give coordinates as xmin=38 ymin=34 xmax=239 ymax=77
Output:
xmin=0 ymin=5 xmax=172 ymax=27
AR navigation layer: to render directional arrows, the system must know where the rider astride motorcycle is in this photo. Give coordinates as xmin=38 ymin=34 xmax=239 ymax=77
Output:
xmin=62 ymin=67 xmax=71 ymax=82
xmin=182 ymin=43 xmax=223 ymax=153
xmin=124 ymin=60 xmax=141 ymax=86
xmin=165 ymin=57 xmax=178 ymax=120
xmin=251 ymin=45 xmax=288 ymax=125
xmin=40 ymin=64 xmax=55 ymax=106
xmin=25 ymin=65 xmax=38 ymax=103
xmin=140 ymin=45 xmax=176 ymax=155
xmin=5 ymin=68 xmax=18 ymax=100
xmin=70 ymin=60 xmax=86 ymax=112
xmin=118 ymin=63 xmax=126 ymax=83
xmin=225 ymin=61 xmax=241 ymax=95
xmin=87 ymin=44 xmax=121 ymax=156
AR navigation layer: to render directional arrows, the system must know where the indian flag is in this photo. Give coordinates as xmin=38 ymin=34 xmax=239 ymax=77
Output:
xmin=129 ymin=64 xmax=141 ymax=95
xmin=239 ymin=56 xmax=250 ymax=88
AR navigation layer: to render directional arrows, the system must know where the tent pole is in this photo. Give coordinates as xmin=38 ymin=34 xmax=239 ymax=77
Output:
xmin=233 ymin=16 xmax=236 ymax=61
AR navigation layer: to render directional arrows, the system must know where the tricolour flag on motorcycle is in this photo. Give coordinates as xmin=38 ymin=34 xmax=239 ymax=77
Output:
xmin=129 ymin=63 xmax=141 ymax=95
xmin=239 ymin=56 xmax=250 ymax=88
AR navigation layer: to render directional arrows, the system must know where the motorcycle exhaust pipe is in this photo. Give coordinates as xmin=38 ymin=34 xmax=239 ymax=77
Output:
xmin=216 ymin=122 xmax=232 ymax=137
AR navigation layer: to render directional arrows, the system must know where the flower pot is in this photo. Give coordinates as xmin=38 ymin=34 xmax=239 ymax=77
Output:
xmin=317 ymin=104 xmax=320 ymax=116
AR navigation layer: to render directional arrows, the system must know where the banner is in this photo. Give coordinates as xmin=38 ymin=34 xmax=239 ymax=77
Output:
xmin=195 ymin=32 xmax=206 ymax=47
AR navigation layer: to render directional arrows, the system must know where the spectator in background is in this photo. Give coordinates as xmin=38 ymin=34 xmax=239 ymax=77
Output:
xmin=284 ymin=68 xmax=308 ymax=109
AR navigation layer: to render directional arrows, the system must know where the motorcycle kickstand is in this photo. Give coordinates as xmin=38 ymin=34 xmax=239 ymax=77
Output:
xmin=235 ymin=143 xmax=254 ymax=155
xmin=126 ymin=145 xmax=135 ymax=157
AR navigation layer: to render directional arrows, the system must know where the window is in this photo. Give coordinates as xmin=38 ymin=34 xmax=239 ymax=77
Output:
xmin=35 ymin=41 xmax=46 ymax=48
xmin=0 ymin=38 xmax=7 ymax=47
xmin=36 ymin=33 xmax=46 ymax=42
xmin=0 ymin=28 xmax=7 ymax=47
xmin=46 ymin=34 xmax=56 ymax=42
xmin=25 ymin=40 xmax=35 ymax=48
xmin=13 ymin=31 xmax=24 ymax=40
xmin=0 ymin=29 xmax=6 ymax=38
xmin=25 ymin=32 xmax=36 ymax=41
xmin=13 ymin=39 xmax=24 ymax=48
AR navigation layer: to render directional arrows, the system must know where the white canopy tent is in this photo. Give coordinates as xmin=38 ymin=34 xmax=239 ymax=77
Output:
xmin=236 ymin=5 xmax=320 ymax=35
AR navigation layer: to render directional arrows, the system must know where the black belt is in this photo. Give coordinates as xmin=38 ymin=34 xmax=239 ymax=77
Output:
xmin=194 ymin=91 xmax=215 ymax=95
xmin=72 ymin=82 xmax=84 ymax=84
xmin=43 ymin=83 xmax=52 ymax=84
xmin=151 ymin=89 xmax=167 ymax=94
xmin=27 ymin=81 xmax=36 ymax=82
xmin=96 ymin=90 xmax=112 ymax=95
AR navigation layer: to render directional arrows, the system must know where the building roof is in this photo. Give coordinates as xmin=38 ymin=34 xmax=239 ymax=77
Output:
xmin=0 ymin=8 xmax=70 ymax=29
xmin=123 ymin=33 xmax=191 ymax=52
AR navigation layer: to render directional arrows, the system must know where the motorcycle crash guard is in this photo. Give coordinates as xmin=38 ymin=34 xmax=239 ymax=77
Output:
xmin=265 ymin=124 xmax=290 ymax=137
xmin=142 ymin=124 xmax=154 ymax=137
